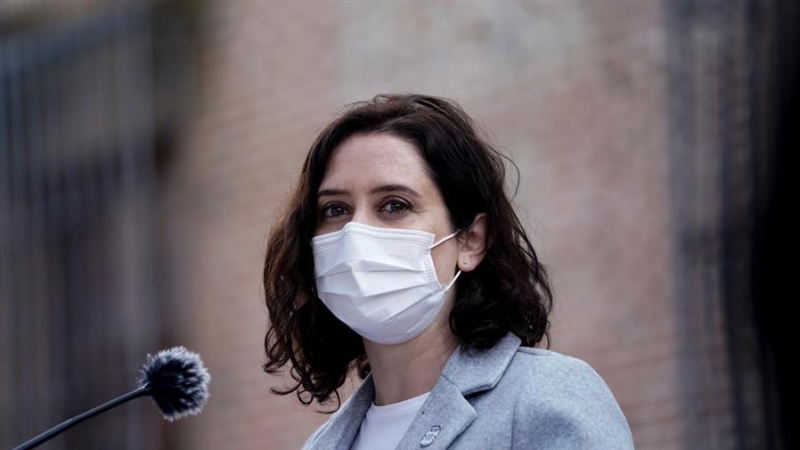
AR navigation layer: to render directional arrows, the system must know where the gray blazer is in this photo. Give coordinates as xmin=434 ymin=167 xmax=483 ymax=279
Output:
xmin=303 ymin=333 xmax=635 ymax=449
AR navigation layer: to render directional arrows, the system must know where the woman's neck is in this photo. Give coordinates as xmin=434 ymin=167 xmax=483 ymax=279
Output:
xmin=363 ymin=322 xmax=460 ymax=406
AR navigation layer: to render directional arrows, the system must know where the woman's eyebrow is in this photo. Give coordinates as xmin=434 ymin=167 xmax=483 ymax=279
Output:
xmin=318 ymin=185 xmax=421 ymax=198
xmin=318 ymin=188 xmax=348 ymax=198
xmin=370 ymin=184 xmax=421 ymax=197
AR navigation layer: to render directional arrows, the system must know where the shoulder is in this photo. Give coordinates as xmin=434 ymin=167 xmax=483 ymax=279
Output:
xmin=504 ymin=346 xmax=608 ymax=389
xmin=302 ymin=420 xmax=329 ymax=450
xmin=301 ymin=376 xmax=375 ymax=450
xmin=302 ymin=406 xmax=352 ymax=450
xmin=301 ymin=400 xmax=356 ymax=450
xmin=496 ymin=346 xmax=636 ymax=449
xmin=497 ymin=346 xmax=622 ymax=412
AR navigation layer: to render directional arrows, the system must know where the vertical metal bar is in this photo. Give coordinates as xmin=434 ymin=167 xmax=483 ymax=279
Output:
xmin=7 ymin=36 xmax=29 ymax=444
xmin=0 ymin=40 xmax=12 ymax=450
xmin=79 ymin=24 xmax=99 ymax=421
xmin=84 ymin=24 xmax=108 ymax=443
xmin=73 ymin=35 xmax=91 ymax=420
xmin=113 ymin=12 xmax=148 ymax=447
xmin=34 ymin=29 xmax=65 ymax=450
xmin=24 ymin=32 xmax=50 ymax=439
xmin=46 ymin=30 xmax=68 ymax=450
xmin=60 ymin=28 xmax=87 ymax=448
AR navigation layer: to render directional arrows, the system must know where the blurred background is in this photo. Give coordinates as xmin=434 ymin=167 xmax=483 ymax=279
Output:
xmin=1 ymin=0 xmax=796 ymax=449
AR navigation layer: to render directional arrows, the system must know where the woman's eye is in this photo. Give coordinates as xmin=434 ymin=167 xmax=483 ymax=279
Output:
xmin=322 ymin=204 xmax=347 ymax=218
xmin=382 ymin=199 xmax=410 ymax=214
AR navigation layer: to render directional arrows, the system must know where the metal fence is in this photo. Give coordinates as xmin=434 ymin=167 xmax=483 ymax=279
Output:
xmin=1 ymin=4 xmax=195 ymax=448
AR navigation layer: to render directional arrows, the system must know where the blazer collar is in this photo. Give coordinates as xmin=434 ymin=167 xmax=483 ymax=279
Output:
xmin=307 ymin=376 xmax=374 ymax=450
xmin=440 ymin=332 xmax=521 ymax=395
xmin=308 ymin=333 xmax=522 ymax=450
xmin=396 ymin=333 xmax=521 ymax=449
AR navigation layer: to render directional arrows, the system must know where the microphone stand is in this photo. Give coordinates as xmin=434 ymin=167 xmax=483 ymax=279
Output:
xmin=12 ymin=384 xmax=151 ymax=450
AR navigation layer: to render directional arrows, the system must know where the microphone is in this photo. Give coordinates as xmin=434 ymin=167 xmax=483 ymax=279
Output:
xmin=12 ymin=346 xmax=211 ymax=450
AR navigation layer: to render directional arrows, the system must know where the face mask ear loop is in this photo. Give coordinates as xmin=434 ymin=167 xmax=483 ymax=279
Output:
xmin=429 ymin=230 xmax=460 ymax=249
xmin=445 ymin=269 xmax=462 ymax=291
xmin=430 ymin=230 xmax=461 ymax=290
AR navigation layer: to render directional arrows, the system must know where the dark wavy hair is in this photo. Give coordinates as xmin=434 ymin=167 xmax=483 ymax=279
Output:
xmin=263 ymin=94 xmax=552 ymax=409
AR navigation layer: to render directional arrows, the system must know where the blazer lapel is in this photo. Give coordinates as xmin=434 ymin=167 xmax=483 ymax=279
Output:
xmin=395 ymin=376 xmax=476 ymax=450
xmin=306 ymin=376 xmax=375 ymax=450
xmin=395 ymin=333 xmax=522 ymax=449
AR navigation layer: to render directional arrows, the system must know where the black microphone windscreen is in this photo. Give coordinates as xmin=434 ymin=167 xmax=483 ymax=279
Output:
xmin=138 ymin=346 xmax=211 ymax=422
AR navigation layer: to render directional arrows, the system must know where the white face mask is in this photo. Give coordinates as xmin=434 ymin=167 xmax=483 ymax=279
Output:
xmin=311 ymin=222 xmax=460 ymax=345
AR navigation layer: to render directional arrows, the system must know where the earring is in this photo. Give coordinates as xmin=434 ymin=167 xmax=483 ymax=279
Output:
xmin=463 ymin=258 xmax=470 ymax=266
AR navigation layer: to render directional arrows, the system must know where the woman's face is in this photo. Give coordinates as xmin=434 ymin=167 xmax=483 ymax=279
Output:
xmin=314 ymin=132 xmax=460 ymax=287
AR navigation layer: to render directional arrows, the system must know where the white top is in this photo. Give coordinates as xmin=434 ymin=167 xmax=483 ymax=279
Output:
xmin=350 ymin=391 xmax=431 ymax=450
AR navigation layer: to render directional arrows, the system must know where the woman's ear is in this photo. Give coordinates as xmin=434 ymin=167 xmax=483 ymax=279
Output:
xmin=457 ymin=213 xmax=488 ymax=273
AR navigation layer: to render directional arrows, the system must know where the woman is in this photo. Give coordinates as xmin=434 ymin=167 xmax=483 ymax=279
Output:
xmin=263 ymin=94 xmax=635 ymax=450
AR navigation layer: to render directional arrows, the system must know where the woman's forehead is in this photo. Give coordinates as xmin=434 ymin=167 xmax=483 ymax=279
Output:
xmin=319 ymin=133 xmax=434 ymax=193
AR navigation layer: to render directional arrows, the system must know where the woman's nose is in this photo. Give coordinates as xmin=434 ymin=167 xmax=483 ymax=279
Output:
xmin=350 ymin=207 xmax=380 ymax=228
